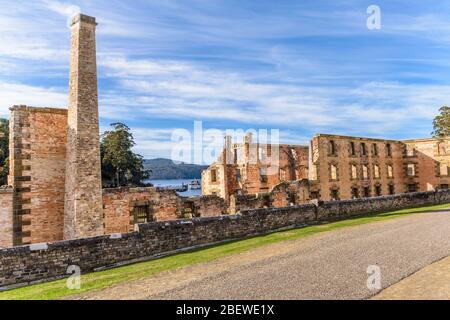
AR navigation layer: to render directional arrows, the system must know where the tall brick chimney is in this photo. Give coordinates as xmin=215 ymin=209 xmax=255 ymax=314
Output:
xmin=64 ymin=14 xmax=104 ymax=240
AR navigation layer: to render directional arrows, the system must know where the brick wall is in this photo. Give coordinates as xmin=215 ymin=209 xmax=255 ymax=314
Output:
xmin=269 ymin=180 xmax=311 ymax=207
xmin=232 ymin=180 xmax=311 ymax=212
xmin=9 ymin=106 xmax=68 ymax=246
xmin=202 ymin=139 xmax=310 ymax=201
xmin=403 ymin=138 xmax=450 ymax=191
xmin=2 ymin=189 xmax=449 ymax=288
xmin=103 ymin=187 xmax=227 ymax=234
xmin=0 ymin=187 xmax=13 ymax=248
xmin=235 ymin=193 xmax=270 ymax=211
xmin=311 ymin=134 xmax=406 ymax=201
xmin=103 ymin=187 xmax=184 ymax=234
xmin=190 ymin=196 xmax=227 ymax=217
xmin=202 ymin=163 xmax=228 ymax=199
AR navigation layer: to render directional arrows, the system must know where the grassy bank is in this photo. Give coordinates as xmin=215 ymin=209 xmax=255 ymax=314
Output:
xmin=1 ymin=203 xmax=449 ymax=300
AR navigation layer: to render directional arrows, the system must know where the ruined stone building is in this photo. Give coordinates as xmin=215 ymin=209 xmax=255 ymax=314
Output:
xmin=1 ymin=14 xmax=449 ymax=249
xmin=202 ymin=133 xmax=309 ymax=199
xmin=0 ymin=14 xmax=226 ymax=248
xmin=203 ymin=133 xmax=450 ymax=210
xmin=2 ymin=14 xmax=104 ymax=247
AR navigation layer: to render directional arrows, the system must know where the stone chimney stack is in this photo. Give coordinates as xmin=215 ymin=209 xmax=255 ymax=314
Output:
xmin=64 ymin=14 xmax=103 ymax=240
xmin=223 ymin=135 xmax=233 ymax=165
xmin=244 ymin=132 xmax=256 ymax=164
xmin=244 ymin=132 xmax=253 ymax=145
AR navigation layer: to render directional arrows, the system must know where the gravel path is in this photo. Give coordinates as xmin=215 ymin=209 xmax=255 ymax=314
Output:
xmin=373 ymin=256 xmax=450 ymax=300
xmin=70 ymin=209 xmax=450 ymax=300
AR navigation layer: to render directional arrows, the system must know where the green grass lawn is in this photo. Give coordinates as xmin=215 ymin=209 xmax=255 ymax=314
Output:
xmin=1 ymin=203 xmax=449 ymax=300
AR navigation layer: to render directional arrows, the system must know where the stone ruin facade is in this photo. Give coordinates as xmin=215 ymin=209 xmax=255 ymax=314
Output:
xmin=0 ymin=14 xmax=226 ymax=248
xmin=1 ymin=13 xmax=450 ymax=249
xmin=203 ymin=133 xmax=450 ymax=212
xmin=0 ymin=15 xmax=105 ymax=247
xmin=102 ymin=188 xmax=226 ymax=234
xmin=202 ymin=133 xmax=310 ymax=199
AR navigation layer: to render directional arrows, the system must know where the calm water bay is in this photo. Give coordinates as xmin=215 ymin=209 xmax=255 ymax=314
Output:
xmin=146 ymin=179 xmax=202 ymax=197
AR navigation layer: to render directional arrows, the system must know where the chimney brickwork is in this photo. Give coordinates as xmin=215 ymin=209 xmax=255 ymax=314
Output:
xmin=64 ymin=14 xmax=104 ymax=239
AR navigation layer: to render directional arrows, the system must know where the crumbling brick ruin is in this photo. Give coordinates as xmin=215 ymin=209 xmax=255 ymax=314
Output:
xmin=8 ymin=106 xmax=68 ymax=245
xmin=0 ymin=14 xmax=226 ymax=248
xmin=202 ymin=133 xmax=309 ymax=200
xmin=203 ymin=133 xmax=450 ymax=211
xmin=1 ymin=13 xmax=450 ymax=251
xmin=102 ymin=188 xmax=226 ymax=234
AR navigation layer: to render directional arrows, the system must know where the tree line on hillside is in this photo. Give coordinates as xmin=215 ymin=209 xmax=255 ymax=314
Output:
xmin=143 ymin=158 xmax=207 ymax=179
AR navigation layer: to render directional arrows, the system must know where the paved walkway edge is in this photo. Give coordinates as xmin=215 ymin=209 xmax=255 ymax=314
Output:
xmin=373 ymin=256 xmax=450 ymax=300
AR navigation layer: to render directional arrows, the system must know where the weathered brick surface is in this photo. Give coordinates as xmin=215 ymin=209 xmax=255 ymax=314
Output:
xmin=311 ymin=134 xmax=407 ymax=201
xmin=8 ymin=107 xmax=67 ymax=246
xmin=103 ymin=188 xmax=183 ymax=234
xmin=0 ymin=188 xmax=13 ymax=248
xmin=231 ymin=180 xmax=310 ymax=213
xmin=190 ymin=196 xmax=227 ymax=217
xmin=103 ymin=188 xmax=227 ymax=234
xmin=202 ymin=133 xmax=309 ymax=201
xmin=2 ymin=189 xmax=449 ymax=288
xmin=315 ymin=190 xmax=450 ymax=221
xmin=64 ymin=14 xmax=103 ymax=240
xmin=234 ymin=193 xmax=270 ymax=212
xmin=204 ymin=134 xmax=450 ymax=205
xmin=403 ymin=138 xmax=450 ymax=192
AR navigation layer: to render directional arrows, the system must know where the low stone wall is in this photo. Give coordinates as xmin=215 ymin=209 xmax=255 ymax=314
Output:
xmin=1 ymin=189 xmax=450 ymax=288
xmin=315 ymin=190 xmax=450 ymax=221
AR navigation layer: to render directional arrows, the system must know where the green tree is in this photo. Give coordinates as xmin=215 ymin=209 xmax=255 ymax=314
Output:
xmin=101 ymin=122 xmax=150 ymax=188
xmin=432 ymin=106 xmax=450 ymax=138
xmin=0 ymin=119 xmax=9 ymax=186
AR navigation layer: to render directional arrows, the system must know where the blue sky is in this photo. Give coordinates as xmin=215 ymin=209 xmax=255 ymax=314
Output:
xmin=1 ymin=0 xmax=450 ymax=163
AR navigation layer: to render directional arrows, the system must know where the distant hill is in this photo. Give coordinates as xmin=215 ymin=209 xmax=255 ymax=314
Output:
xmin=144 ymin=158 xmax=209 ymax=180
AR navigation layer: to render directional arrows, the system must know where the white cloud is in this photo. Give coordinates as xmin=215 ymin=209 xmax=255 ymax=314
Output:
xmin=42 ymin=0 xmax=81 ymax=20
xmin=0 ymin=2 xmax=69 ymax=61
xmin=1 ymin=0 xmax=450 ymax=158
xmin=125 ymin=127 xmax=183 ymax=160
xmin=99 ymin=55 xmax=450 ymax=138
xmin=0 ymin=81 xmax=67 ymax=118
xmin=0 ymin=35 xmax=66 ymax=61
xmin=100 ymin=55 xmax=446 ymax=132
xmin=100 ymin=56 xmax=193 ymax=77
